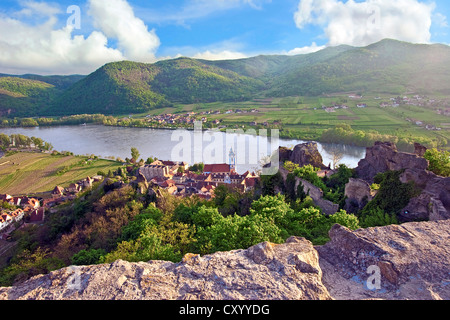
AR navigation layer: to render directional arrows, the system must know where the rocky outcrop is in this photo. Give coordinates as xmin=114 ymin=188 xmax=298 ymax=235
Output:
xmin=355 ymin=141 xmax=429 ymax=183
xmin=1 ymin=220 xmax=449 ymax=301
xmin=0 ymin=237 xmax=331 ymax=300
xmin=318 ymin=220 xmax=450 ymax=300
xmin=297 ymin=178 xmax=339 ymax=215
xmin=399 ymin=168 xmax=450 ymax=222
xmin=279 ymin=167 xmax=338 ymax=215
xmin=352 ymin=141 xmax=449 ymax=222
xmin=414 ymin=143 xmax=428 ymax=157
xmin=344 ymin=178 xmax=373 ymax=213
xmin=279 ymin=142 xmax=326 ymax=169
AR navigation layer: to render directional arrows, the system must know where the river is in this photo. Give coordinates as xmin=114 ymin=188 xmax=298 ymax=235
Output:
xmin=0 ymin=125 xmax=366 ymax=174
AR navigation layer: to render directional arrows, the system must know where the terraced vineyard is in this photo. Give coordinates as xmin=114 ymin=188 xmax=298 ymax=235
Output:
xmin=0 ymin=152 xmax=121 ymax=195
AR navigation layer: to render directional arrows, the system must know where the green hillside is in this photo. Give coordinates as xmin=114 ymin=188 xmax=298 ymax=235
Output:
xmin=0 ymin=77 xmax=58 ymax=117
xmin=47 ymin=61 xmax=171 ymax=115
xmin=47 ymin=58 xmax=263 ymax=115
xmin=2 ymin=39 xmax=450 ymax=117
xmin=265 ymin=39 xmax=450 ymax=96
xmin=152 ymin=57 xmax=264 ymax=103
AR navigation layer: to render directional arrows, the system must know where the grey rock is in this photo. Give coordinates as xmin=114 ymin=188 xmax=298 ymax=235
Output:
xmin=2 ymin=220 xmax=449 ymax=300
xmin=356 ymin=141 xmax=429 ymax=183
xmin=0 ymin=237 xmax=331 ymax=301
xmin=344 ymin=178 xmax=373 ymax=213
xmin=279 ymin=142 xmax=326 ymax=169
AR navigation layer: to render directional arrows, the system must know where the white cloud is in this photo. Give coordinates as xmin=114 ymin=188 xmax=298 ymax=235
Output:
xmin=193 ymin=50 xmax=248 ymax=60
xmin=434 ymin=13 xmax=448 ymax=28
xmin=0 ymin=16 xmax=124 ymax=75
xmin=0 ymin=0 xmax=160 ymax=75
xmin=88 ymin=0 xmax=160 ymax=62
xmin=286 ymin=42 xmax=326 ymax=55
xmin=293 ymin=0 xmax=436 ymax=47
xmin=14 ymin=0 xmax=62 ymax=17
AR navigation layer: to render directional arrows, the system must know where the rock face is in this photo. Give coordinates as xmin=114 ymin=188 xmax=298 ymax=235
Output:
xmin=353 ymin=141 xmax=449 ymax=222
xmin=279 ymin=142 xmax=326 ymax=169
xmin=344 ymin=178 xmax=373 ymax=213
xmin=0 ymin=237 xmax=331 ymax=301
xmin=297 ymin=178 xmax=339 ymax=215
xmin=355 ymin=141 xmax=429 ymax=183
xmin=399 ymin=168 xmax=450 ymax=222
xmin=279 ymin=167 xmax=338 ymax=215
xmin=1 ymin=220 xmax=449 ymax=301
xmin=318 ymin=220 xmax=450 ymax=300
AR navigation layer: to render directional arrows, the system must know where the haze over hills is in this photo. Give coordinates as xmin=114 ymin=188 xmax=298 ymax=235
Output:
xmin=1 ymin=39 xmax=450 ymax=117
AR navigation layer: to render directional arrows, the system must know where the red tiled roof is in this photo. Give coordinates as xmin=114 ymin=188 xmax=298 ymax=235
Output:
xmin=203 ymin=164 xmax=230 ymax=173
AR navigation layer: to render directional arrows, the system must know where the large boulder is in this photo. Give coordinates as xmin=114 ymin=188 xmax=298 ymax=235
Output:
xmin=399 ymin=168 xmax=450 ymax=222
xmin=279 ymin=142 xmax=326 ymax=169
xmin=318 ymin=220 xmax=450 ymax=300
xmin=0 ymin=237 xmax=331 ymax=300
xmin=279 ymin=167 xmax=338 ymax=215
xmin=355 ymin=141 xmax=429 ymax=183
xmin=344 ymin=178 xmax=373 ymax=213
xmin=2 ymin=220 xmax=450 ymax=301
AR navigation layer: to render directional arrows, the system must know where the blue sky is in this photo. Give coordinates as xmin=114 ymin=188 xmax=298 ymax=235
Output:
xmin=0 ymin=0 xmax=449 ymax=75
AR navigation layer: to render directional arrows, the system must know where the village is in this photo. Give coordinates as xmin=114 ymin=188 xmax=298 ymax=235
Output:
xmin=0 ymin=194 xmax=44 ymax=240
xmin=137 ymin=158 xmax=259 ymax=199
xmin=0 ymin=148 xmax=260 ymax=239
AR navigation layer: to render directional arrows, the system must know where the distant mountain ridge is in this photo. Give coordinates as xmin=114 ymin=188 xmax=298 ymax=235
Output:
xmin=1 ymin=39 xmax=450 ymax=117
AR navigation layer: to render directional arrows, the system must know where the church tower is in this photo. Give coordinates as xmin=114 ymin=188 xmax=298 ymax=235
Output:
xmin=229 ymin=147 xmax=236 ymax=172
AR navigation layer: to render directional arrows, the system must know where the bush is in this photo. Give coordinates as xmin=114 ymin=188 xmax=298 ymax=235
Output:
xmin=362 ymin=170 xmax=419 ymax=217
xmin=71 ymin=249 xmax=106 ymax=265
xmin=424 ymin=148 xmax=450 ymax=177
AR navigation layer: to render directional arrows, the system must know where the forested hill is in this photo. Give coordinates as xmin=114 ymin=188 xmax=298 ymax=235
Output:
xmin=205 ymin=39 xmax=450 ymax=97
xmin=44 ymin=58 xmax=264 ymax=115
xmin=2 ymin=39 xmax=450 ymax=117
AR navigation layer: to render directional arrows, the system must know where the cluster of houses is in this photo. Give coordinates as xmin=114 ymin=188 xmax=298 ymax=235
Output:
xmin=42 ymin=176 xmax=104 ymax=208
xmin=379 ymin=95 xmax=444 ymax=109
xmin=0 ymin=175 xmax=105 ymax=239
xmin=0 ymin=194 xmax=44 ymax=239
xmin=321 ymin=104 xmax=350 ymax=113
xmin=145 ymin=112 xmax=206 ymax=126
xmin=436 ymin=109 xmax=450 ymax=117
xmin=138 ymin=159 xmax=260 ymax=199
xmin=144 ymin=109 xmax=261 ymax=128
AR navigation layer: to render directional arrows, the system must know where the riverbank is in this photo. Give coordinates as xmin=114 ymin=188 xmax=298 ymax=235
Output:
xmin=0 ymin=124 xmax=367 ymax=173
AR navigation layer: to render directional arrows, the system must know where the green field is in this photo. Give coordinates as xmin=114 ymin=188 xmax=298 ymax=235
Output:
xmin=136 ymin=94 xmax=449 ymax=149
xmin=0 ymin=152 xmax=121 ymax=195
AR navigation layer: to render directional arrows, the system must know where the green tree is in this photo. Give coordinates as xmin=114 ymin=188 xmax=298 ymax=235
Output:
xmin=360 ymin=207 xmax=399 ymax=228
xmin=362 ymin=170 xmax=418 ymax=217
xmin=71 ymin=249 xmax=106 ymax=265
xmin=424 ymin=148 xmax=450 ymax=177
xmin=130 ymin=147 xmax=140 ymax=163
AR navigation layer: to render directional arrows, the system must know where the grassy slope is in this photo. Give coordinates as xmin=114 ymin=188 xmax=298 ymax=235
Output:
xmin=0 ymin=152 xmax=121 ymax=195
xmin=0 ymin=77 xmax=59 ymax=117
xmin=49 ymin=58 xmax=264 ymax=116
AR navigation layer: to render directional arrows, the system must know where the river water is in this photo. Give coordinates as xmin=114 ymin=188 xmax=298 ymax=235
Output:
xmin=0 ymin=125 xmax=366 ymax=174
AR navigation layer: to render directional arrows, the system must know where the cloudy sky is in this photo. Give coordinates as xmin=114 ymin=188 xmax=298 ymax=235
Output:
xmin=0 ymin=0 xmax=449 ymax=75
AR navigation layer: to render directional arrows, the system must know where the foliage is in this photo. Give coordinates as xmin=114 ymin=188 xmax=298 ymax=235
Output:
xmin=424 ymin=148 xmax=450 ymax=177
xmin=130 ymin=147 xmax=140 ymax=162
xmin=359 ymin=207 xmax=399 ymax=228
xmin=281 ymin=206 xmax=359 ymax=245
xmin=360 ymin=170 xmax=419 ymax=226
xmin=71 ymin=249 xmax=107 ymax=266
xmin=323 ymin=164 xmax=356 ymax=207
xmin=189 ymin=162 xmax=204 ymax=173
xmin=0 ymin=248 xmax=65 ymax=285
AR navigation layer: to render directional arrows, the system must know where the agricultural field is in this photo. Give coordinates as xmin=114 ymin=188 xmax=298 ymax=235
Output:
xmin=162 ymin=94 xmax=450 ymax=148
xmin=0 ymin=152 xmax=121 ymax=195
